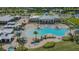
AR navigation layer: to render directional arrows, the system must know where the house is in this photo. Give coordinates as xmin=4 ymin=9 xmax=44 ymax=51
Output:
xmin=0 ymin=15 xmax=21 ymax=25
xmin=0 ymin=28 xmax=14 ymax=43
xmin=3 ymin=25 xmax=16 ymax=29
xmin=7 ymin=22 xmax=16 ymax=25
xmin=0 ymin=15 xmax=14 ymax=24
xmin=2 ymin=28 xmax=14 ymax=34
xmin=0 ymin=15 xmax=21 ymax=43
xmin=0 ymin=34 xmax=14 ymax=43
xmin=29 ymin=14 xmax=61 ymax=24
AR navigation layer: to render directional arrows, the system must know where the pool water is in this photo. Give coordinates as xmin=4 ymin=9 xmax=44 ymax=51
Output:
xmin=25 ymin=27 xmax=69 ymax=38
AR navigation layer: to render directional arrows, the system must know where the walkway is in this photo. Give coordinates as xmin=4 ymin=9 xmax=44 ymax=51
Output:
xmin=24 ymin=38 xmax=62 ymax=49
xmin=2 ymin=37 xmax=19 ymax=50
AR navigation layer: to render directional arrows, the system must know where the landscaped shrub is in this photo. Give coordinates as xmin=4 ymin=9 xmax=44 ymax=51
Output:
xmin=34 ymin=39 xmax=40 ymax=42
xmin=43 ymin=42 xmax=55 ymax=48
xmin=0 ymin=40 xmax=2 ymax=43
xmin=0 ymin=44 xmax=3 ymax=51
xmin=74 ymin=35 xmax=79 ymax=44
xmin=16 ymin=45 xmax=28 ymax=51
xmin=0 ymin=47 xmax=3 ymax=51
xmin=43 ymin=35 xmax=56 ymax=39
xmin=62 ymin=36 xmax=72 ymax=41
xmin=32 ymin=38 xmax=40 ymax=43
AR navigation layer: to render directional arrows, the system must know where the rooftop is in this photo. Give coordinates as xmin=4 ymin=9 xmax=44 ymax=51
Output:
xmin=39 ymin=15 xmax=60 ymax=20
xmin=75 ymin=29 xmax=79 ymax=34
xmin=0 ymin=34 xmax=14 ymax=40
xmin=7 ymin=22 xmax=16 ymax=25
xmin=30 ymin=15 xmax=60 ymax=20
xmin=1 ymin=28 xmax=13 ymax=34
xmin=0 ymin=15 xmax=14 ymax=22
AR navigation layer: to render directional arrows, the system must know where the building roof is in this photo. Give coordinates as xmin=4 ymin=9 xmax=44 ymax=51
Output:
xmin=7 ymin=22 xmax=16 ymax=25
xmin=30 ymin=15 xmax=60 ymax=21
xmin=0 ymin=30 xmax=3 ymax=34
xmin=0 ymin=15 xmax=14 ymax=22
xmin=3 ymin=25 xmax=15 ymax=28
xmin=0 ymin=34 xmax=14 ymax=40
xmin=30 ymin=16 xmax=39 ymax=19
xmin=75 ymin=29 xmax=79 ymax=34
xmin=39 ymin=15 xmax=60 ymax=20
xmin=2 ymin=28 xmax=13 ymax=34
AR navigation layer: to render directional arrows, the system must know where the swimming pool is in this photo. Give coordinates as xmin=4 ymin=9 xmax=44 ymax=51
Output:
xmin=25 ymin=27 xmax=69 ymax=38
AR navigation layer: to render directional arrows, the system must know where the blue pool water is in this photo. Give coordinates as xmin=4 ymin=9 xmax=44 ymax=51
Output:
xmin=25 ymin=27 xmax=69 ymax=38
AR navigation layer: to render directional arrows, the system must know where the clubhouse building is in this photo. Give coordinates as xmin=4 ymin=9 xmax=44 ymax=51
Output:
xmin=29 ymin=14 xmax=61 ymax=24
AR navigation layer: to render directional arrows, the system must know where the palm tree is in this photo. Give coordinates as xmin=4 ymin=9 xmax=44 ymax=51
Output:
xmin=33 ymin=31 xmax=38 ymax=39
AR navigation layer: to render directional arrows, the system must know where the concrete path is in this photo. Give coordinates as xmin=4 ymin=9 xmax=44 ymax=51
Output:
xmin=24 ymin=38 xmax=62 ymax=49
xmin=2 ymin=37 xmax=19 ymax=50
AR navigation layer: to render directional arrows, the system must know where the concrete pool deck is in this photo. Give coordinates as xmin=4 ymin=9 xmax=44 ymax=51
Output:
xmin=2 ymin=18 xmax=70 ymax=50
xmin=24 ymin=37 xmax=62 ymax=49
xmin=22 ymin=23 xmax=69 ymax=48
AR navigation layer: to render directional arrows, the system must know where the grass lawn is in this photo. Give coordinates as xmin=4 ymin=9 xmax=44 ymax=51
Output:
xmin=28 ymin=41 xmax=79 ymax=51
xmin=66 ymin=18 xmax=79 ymax=25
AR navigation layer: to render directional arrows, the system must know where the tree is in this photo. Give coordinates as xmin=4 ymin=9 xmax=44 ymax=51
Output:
xmin=17 ymin=37 xmax=27 ymax=51
xmin=0 ymin=42 xmax=3 ymax=51
xmin=74 ymin=34 xmax=79 ymax=44
xmin=68 ymin=33 xmax=74 ymax=42
xmin=33 ymin=31 xmax=38 ymax=39
xmin=16 ymin=45 xmax=28 ymax=51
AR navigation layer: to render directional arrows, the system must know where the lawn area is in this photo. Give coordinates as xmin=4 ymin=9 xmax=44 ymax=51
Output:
xmin=66 ymin=18 xmax=79 ymax=25
xmin=28 ymin=41 xmax=79 ymax=51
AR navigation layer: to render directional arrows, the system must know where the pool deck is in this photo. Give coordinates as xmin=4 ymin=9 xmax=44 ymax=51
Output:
xmin=24 ymin=37 xmax=62 ymax=49
xmin=21 ymin=23 xmax=68 ymax=49
xmin=2 ymin=18 xmax=70 ymax=50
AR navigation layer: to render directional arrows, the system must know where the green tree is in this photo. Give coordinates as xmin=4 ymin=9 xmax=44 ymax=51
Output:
xmin=0 ymin=42 xmax=3 ymax=51
xmin=74 ymin=34 xmax=79 ymax=44
xmin=16 ymin=45 xmax=28 ymax=51
xmin=16 ymin=37 xmax=27 ymax=51
xmin=33 ymin=31 xmax=38 ymax=39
